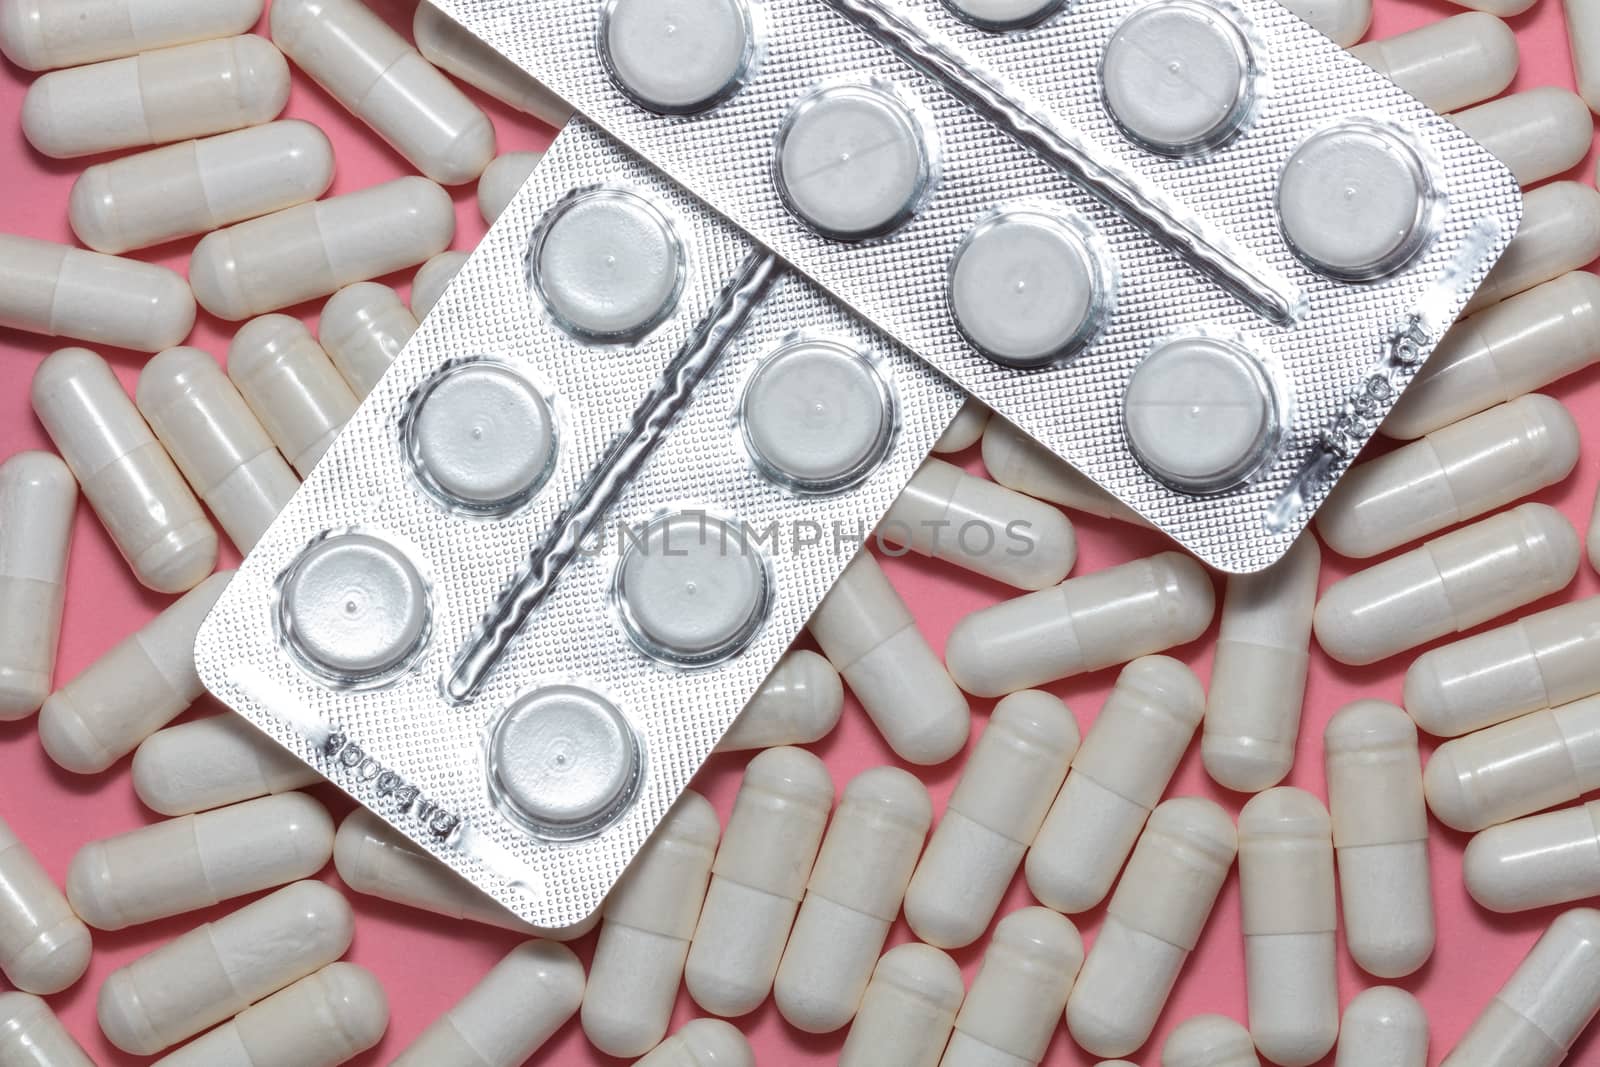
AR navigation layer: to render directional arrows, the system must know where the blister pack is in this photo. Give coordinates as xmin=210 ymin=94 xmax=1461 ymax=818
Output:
xmin=429 ymin=0 xmax=1522 ymax=572
xmin=194 ymin=118 xmax=965 ymax=927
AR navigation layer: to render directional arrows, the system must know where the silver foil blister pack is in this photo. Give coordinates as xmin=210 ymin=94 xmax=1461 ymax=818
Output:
xmin=195 ymin=119 xmax=964 ymax=927
xmin=430 ymin=0 xmax=1522 ymax=572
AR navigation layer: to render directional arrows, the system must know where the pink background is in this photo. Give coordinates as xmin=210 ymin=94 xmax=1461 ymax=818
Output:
xmin=2 ymin=1 xmax=1598 ymax=1063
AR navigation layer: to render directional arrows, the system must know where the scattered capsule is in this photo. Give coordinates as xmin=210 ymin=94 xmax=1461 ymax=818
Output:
xmin=39 ymin=572 xmax=231 ymax=774
xmin=905 ymin=691 xmax=1078 ymax=949
xmin=98 ymin=880 xmax=353 ymax=1055
xmin=1162 ymin=1015 xmax=1260 ymax=1067
xmin=1325 ymin=701 xmax=1434 ymax=978
xmin=880 ymin=458 xmax=1076 ymax=590
xmin=476 ymin=151 xmax=545 ymax=225
xmin=932 ymin=399 xmax=990 ymax=455
xmin=0 ymin=815 xmax=91 ymax=996
xmin=839 ymin=943 xmax=965 ymax=1067
xmin=685 ymin=747 xmax=833 ymax=1017
xmin=1238 ymin=788 xmax=1339 ymax=1067
xmin=410 ymin=250 xmax=469 ymax=319
xmin=981 ymin=418 xmax=1150 ymax=525
xmin=1335 ymin=986 xmax=1428 ymax=1067
xmin=1593 ymin=490 xmax=1600 ymax=574
xmin=3 ymin=239 xmax=196 ymax=354
xmin=635 ymin=1018 xmax=755 ymax=1067
xmin=1451 ymin=88 xmax=1593 ymax=188
xmin=0 ymin=452 xmax=74 ymax=721
xmin=392 ymin=941 xmax=583 ymax=1067
xmin=228 ymin=316 xmax=359 ymax=478
xmin=809 ymin=552 xmax=970 ymax=764
xmin=67 ymin=792 xmax=334 ymax=930
xmin=1277 ymin=0 xmax=1370 ymax=46
xmin=1441 ymin=908 xmax=1600 ymax=1065
xmin=190 ymin=176 xmax=455 ymax=321
xmin=271 ymin=0 xmax=495 ymax=185
xmin=133 ymin=714 xmax=322 ymax=816
xmin=0 ymin=0 xmax=262 ymax=71
xmin=21 ymin=36 xmax=289 ymax=159
xmin=0 ymin=992 xmax=95 ymax=1067
xmin=1466 ymin=184 xmax=1600 ymax=316
xmin=1351 ymin=12 xmax=1518 ymax=113
xmin=583 ymin=792 xmax=720 ymax=1057
xmin=946 ymin=551 xmax=1214 ymax=697
xmin=1464 ymin=800 xmax=1600 ymax=913
xmin=1202 ymin=535 xmax=1320 ymax=793
xmin=944 ymin=907 xmax=1083 ymax=1067
xmin=716 ymin=649 xmax=844 ymax=753
xmin=1313 ymin=504 xmax=1579 ymax=666
xmin=1440 ymin=0 xmax=1535 ymax=18
xmin=413 ymin=2 xmax=574 ymax=128
xmin=776 ymin=767 xmax=932 ymax=1033
xmin=1572 ymin=0 xmax=1600 ymax=114
xmin=1028 ymin=656 xmax=1205 ymax=913
xmin=317 ymin=282 xmax=416 ymax=399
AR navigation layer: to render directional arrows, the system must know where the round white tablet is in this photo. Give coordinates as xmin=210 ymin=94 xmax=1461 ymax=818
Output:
xmin=1123 ymin=335 xmax=1279 ymax=493
xmin=944 ymin=0 xmax=1065 ymax=30
xmin=530 ymin=188 xmax=684 ymax=342
xmin=741 ymin=339 xmax=896 ymax=492
xmin=602 ymin=0 xmax=754 ymax=114
xmin=1101 ymin=0 xmax=1254 ymax=156
xmin=948 ymin=209 xmax=1106 ymax=367
xmin=774 ymin=84 xmax=932 ymax=241
xmin=487 ymin=686 xmax=642 ymax=837
xmin=279 ymin=532 xmax=430 ymax=683
xmin=616 ymin=512 xmax=770 ymax=665
xmin=1277 ymin=123 xmax=1436 ymax=280
xmin=407 ymin=361 xmax=557 ymax=513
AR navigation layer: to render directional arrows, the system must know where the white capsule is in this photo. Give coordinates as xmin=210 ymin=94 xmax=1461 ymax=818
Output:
xmin=1237 ymin=788 xmax=1339 ymax=1067
xmin=946 ymin=551 xmax=1214 ymax=697
xmin=21 ymin=35 xmax=289 ymax=159
xmin=583 ymin=791 xmax=720 ymax=1056
xmin=906 ymin=691 xmax=1078 ymax=949
xmin=392 ymin=941 xmax=583 ymax=1067
xmin=1313 ymin=504 xmax=1579 ymax=666
xmin=2 ymin=239 xmax=196 ymax=354
xmin=1275 ymin=0 xmax=1370 ymax=46
xmin=932 ymin=399 xmax=990 ymax=455
xmin=151 ymin=961 xmax=387 ymax=1067
xmin=413 ymin=3 xmax=573 ymax=129
xmin=39 ymin=571 xmax=231 ymax=774
xmin=1336 ymin=986 xmax=1429 ymax=1067
xmin=1325 ymin=701 xmax=1434 ymax=978
xmin=1572 ymin=0 xmax=1600 ymax=114
xmin=1468 ymin=184 xmax=1600 ymax=316
xmin=270 ymin=0 xmax=494 ymax=185
xmin=0 ymin=0 xmax=262 ymax=71
xmin=943 ymin=907 xmax=1083 ymax=1067
xmin=685 ymin=747 xmax=833 ymax=1017
xmin=228 ymin=316 xmax=359 ymax=477
xmin=1161 ymin=1015 xmax=1261 ymax=1067
xmin=411 ymin=250 xmax=469 ymax=319
xmin=1442 ymin=908 xmax=1600 ymax=1064
xmin=191 ymin=176 xmax=455 ymax=321
xmin=70 ymin=120 xmax=335 ymax=256
xmin=0 ymin=815 xmax=91 ymax=996
xmin=981 ymin=418 xmax=1150 ymax=526
xmin=809 ymin=552 xmax=970 ymax=764
xmin=1451 ymin=88 xmax=1593 ymax=188
xmin=476 ymin=151 xmax=545 ymax=225
xmin=716 ymin=650 xmax=843 ymax=753
xmin=1440 ymin=0 xmax=1535 ymax=18
xmin=317 ymin=283 xmax=415 ymax=399
xmin=1067 ymin=799 xmax=1236 ymax=1058
xmin=840 ymin=942 xmax=965 ymax=1067
xmin=1028 ymin=656 xmax=1204 ymax=912
xmin=1351 ymin=13 xmax=1517 ymax=113
xmin=99 ymin=880 xmax=353 ymax=1055
xmin=635 ymin=1018 xmax=754 ymax=1067
xmin=67 ymin=792 xmax=333 ymax=930
xmin=133 ymin=714 xmax=322 ymax=816
xmin=1464 ymin=800 xmax=1600 ymax=912
xmin=776 ymin=767 xmax=932 ymax=1033
xmin=1593 ymin=489 xmax=1600 ymax=574
xmin=1202 ymin=535 xmax=1320 ymax=793
xmin=0 ymin=452 xmax=74 ymax=721
xmin=0 ymin=992 xmax=95 ymax=1067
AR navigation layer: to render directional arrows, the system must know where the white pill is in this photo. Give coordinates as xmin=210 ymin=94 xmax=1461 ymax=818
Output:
xmin=932 ymin=399 xmax=989 ymax=455
xmin=945 ymin=907 xmax=1083 ymax=1067
xmin=191 ymin=176 xmax=455 ymax=321
xmin=583 ymin=792 xmax=719 ymax=1056
xmin=905 ymin=691 xmax=1079 ymax=949
xmin=685 ymin=747 xmax=833 ymax=1017
xmin=1572 ymin=0 xmax=1600 ymax=114
xmin=1439 ymin=0 xmax=1535 ymax=19
xmin=635 ymin=1019 xmax=754 ymax=1067
xmin=99 ymin=880 xmax=352 ymax=1055
xmin=839 ymin=943 xmax=965 ymax=1067
xmin=1325 ymin=701 xmax=1434 ymax=978
xmin=39 ymin=571 xmax=231 ymax=775
xmin=477 ymin=151 xmax=545 ymax=225
xmin=1465 ymin=183 xmax=1600 ymax=316
xmin=881 ymin=458 xmax=1076 ymax=590
xmin=229 ymin=316 xmax=359 ymax=477
xmin=776 ymin=767 xmax=932 ymax=1034
xmin=809 ymin=552 xmax=970 ymax=764
xmin=1238 ymin=788 xmax=1338 ymax=1067
xmin=1336 ymin=986 xmax=1429 ymax=1067
xmin=0 ymin=992 xmax=95 ymax=1067
xmin=946 ymin=550 xmax=1214 ymax=697
xmin=406 ymin=360 xmax=556 ymax=515
xmin=1161 ymin=1014 xmax=1261 ymax=1067
xmin=70 ymin=120 xmax=334 ymax=256
xmin=602 ymin=0 xmax=754 ymax=114
xmin=1465 ymin=800 xmax=1600 ymax=912
xmin=414 ymin=3 xmax=573 ymax=129
xmin=716 ymin=649 xmax=844 ymax=753
xmin=0 ymin=0 xmax=262 ymax=71
xmin=278 ymin=533 xmax=429 ymax=685
xmin=616 ymin=514 xmax=769 ymax=667
xmin=151 ymin=962 xmax=387 ymax=1067
xmin=1275 ymin=0 xmax=1370 ymax=46
xmin=1451 ymin=88 xmax=1592 ymax=187
xmin=1028 ymin=656 xmax=1205 ymax=913
xmin=67 ymin=792 xmax=334 ymax=930
xmin=133 ymin=714 xmax=321 ymax=817
xmin=318 ymin=283 xmax=416 ymax=399
xmin=2 ymin=238 xmax=196 ymax=354
xmin=1320 ymin=395 xmax=1578 ymax=559
xmin=21 ymin=35 xmax=289 ymax=159
xmin=0 ymin=815 xmax=91 ymax=996
xmin=392 ymin=941 xmax=583 ymax=1067
xmin=1442 ymin=908 xmax=1600 ymax=1064
xmin=0 ymin=452 xmax=74 ymax=721
xmin=946 ymin=0 xmax=1064 ymax=30
xmin=1350 ymin=13 xmax=1517 ymax=113
xmin=980 ymin=418 xmax=1150 ymax=526
xmin=410 ymin=250 xmax=468 ymax=319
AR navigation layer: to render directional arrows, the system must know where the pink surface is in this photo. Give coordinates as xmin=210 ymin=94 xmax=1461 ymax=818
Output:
xmin=2 ymin=1 xmax=1598 ymax=1064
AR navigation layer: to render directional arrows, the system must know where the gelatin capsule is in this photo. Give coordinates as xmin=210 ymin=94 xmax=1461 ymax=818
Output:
xmin=0 ymin=451 xmax=75 ymax=721
xmin=1439 ymin=0 xmax=1535 ymax=20
xmin=1450 ymin=88 xmax=1593 ymax=187
xmin=476 ymin=151 xmax=545 ymax=225
xmin=414 ymin=3 xmax=573 ymax=129
xmin=839 ymin=943 xmax=965 ymax=1067
xmin=932 ymin=399 xmax=990 ymax=455
xmin=410 ymin=250 xmax=468 ymax=319
xmin=0 ymin=0 xmax=262 ymax=71
xmin=715 ymin=649 xmax=844 ymax=753
xmin=1571 ymin=0 xmax=1600 ymax=114
xmin=0 ymin=992 xmax=95 ymax=1067
xmin=980 ymin=417 xmax=1149 ymax=526
xmin=317 ymin=282 xmax=416 ymax=399
xmin=1276 ymin=0 xmax=1370 ymax=46
xmin=228 ymin=316 xmax=359 ymax=477
xmin=635 ymin=1019 xmax=754 ymax=1067
xmin=1464 ymin=184 xmax=1600 ymax=316
xmin=1161 ymin=1014 xmax=1261 ymax=1067
xmin=3 ymin=239 xmax=196 ymax=354
xmin=1335 ymin=986 xmax=1429 ymax=1067
xmin=0 ymin=815 xmax=92 ymax=996
xmin=1464 ymin=800 xmax=1600 ymax=913
xmin=944 ymin=907 xmax=1083 ymax=1067
xmin=132 ymin=713 xmax=323 ymax=817
xmin=1350 ymin=12 xmax=1517 ymax=113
